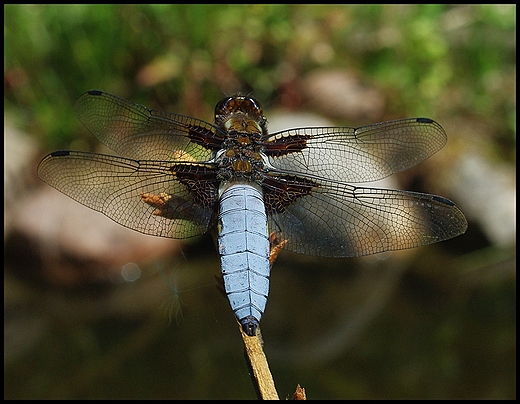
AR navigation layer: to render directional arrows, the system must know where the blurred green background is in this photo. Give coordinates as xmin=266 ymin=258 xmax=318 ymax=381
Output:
xmin=4 ymin=4 xmax=515 ymax=399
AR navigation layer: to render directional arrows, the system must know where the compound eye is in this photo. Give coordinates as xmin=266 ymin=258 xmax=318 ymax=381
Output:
xmin=248 ymin=97 xmax=262 ymax=113
xmin=214 ymin=96 xmax=234 ymax=117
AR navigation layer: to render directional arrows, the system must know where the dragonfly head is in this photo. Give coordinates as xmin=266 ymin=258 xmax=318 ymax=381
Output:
xmin=214 ymin=95 xmax=268 ymax=137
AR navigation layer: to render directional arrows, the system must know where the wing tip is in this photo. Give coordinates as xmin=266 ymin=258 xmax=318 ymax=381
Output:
xmin=416 ymin=117 xmax=435 ymax=124
xmin=49 ymin=150 xmax=71 ymax=157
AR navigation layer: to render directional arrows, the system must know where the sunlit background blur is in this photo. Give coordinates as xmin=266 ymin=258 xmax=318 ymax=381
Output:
xmin=4 ymin=4 xmax=515 ymax=399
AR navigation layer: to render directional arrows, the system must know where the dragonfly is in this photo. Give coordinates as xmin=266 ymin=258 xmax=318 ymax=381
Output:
xmin=38 ymin=90 xmax=468 ymax=336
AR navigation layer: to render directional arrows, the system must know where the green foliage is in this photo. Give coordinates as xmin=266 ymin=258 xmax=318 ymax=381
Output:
xmin=4 ymin=5 xmax=515 ymax=150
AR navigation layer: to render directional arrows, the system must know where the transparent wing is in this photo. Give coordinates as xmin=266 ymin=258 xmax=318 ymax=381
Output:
xmin=37 ymin=150 xmax=218 ymax=239
xmin=265 ymin=118 xmax=447 ymax=183
xmin=74 ymin=90 xmax=219 ymax=161
xmin=266 ymin=178 xmax=468 ymax=258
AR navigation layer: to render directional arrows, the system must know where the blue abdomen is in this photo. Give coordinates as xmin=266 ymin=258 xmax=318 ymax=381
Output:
xmin=218 ymin=183 xmax=270 ymax=336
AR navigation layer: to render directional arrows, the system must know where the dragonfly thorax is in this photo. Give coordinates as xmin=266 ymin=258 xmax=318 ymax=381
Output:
xmin=216 ymin=144 xmax=267 ymax=182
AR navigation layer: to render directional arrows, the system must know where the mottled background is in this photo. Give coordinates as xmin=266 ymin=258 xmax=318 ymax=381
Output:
xmin=4 ymin=4 xmax=515 ymax=399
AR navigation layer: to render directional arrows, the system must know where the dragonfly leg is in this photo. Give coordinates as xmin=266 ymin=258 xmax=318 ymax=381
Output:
xmin=268 ymin=232 xmax=288 ymax=265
